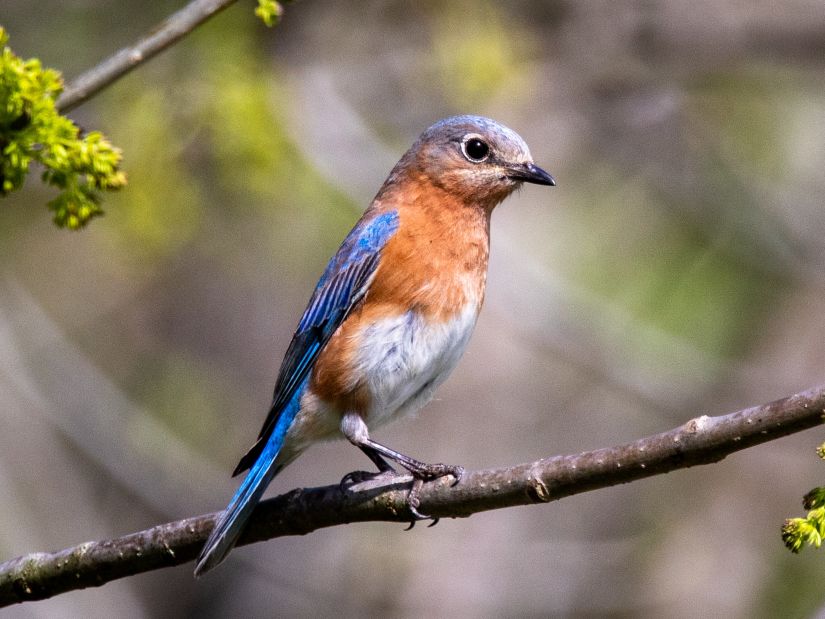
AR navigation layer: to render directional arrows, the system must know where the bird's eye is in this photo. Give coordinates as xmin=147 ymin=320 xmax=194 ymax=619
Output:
xmin=461 ymin=137 xmax=490 ymax=163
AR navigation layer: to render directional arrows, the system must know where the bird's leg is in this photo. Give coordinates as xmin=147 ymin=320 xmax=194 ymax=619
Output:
xmin=339 ymin=445 xmax=396 ymax=489
xmin=354 ymin=437 xmax=464 ymax=482
xmin=340 ymin=412 xmax=464 ymax=521
xmin=360 ymin=445 xmax=397 ymax=473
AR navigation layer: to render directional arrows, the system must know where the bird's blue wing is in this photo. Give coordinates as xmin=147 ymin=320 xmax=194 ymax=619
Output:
xmin=195 ymin=210 xmax=399 ymax=576
xmin=232 ymin=209 xmax=400 ymax=476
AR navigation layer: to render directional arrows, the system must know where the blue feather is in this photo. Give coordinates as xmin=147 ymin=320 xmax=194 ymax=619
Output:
xmin=194 ymin=376 xmax=308 ymax=577
xmin=195 ymin=210 xmax=399 ymax=575
xmin=232 ymin=210 xmax=399 ymax=476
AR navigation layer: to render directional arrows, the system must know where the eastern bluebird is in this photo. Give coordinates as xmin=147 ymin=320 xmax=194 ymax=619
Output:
xmin=194 ymin=115 xmax=555 ymax=576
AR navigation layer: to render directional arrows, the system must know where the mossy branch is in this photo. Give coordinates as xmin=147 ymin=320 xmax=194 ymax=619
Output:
xmin=1 ymin=384 xmax=824 ymax=607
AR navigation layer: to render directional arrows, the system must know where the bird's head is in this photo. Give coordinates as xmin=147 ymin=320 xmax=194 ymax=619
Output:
xmin=392 ymin=115 xmax=555 ymax=209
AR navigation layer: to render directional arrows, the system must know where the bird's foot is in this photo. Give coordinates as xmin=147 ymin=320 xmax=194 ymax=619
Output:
xmin=403 ymin=463 xmax=464 ymax=529
xmin=339 ymin=469 xmax=396 ymax=491
xmin=405 ymin=477 xmax=436 ymax=529
xmin=410 ymin=462 xmax=464 ymax=484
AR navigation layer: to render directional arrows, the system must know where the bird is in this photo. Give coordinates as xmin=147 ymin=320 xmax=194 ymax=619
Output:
xmin=194 ymin=115 xmax=555 ymax=576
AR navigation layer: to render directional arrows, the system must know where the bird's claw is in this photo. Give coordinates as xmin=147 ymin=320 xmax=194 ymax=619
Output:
xmin=415 ymin=462 xmax=464 ymax=485
xmin=402 ymin=465 xmax=461 ymax=529
xmin=405 ymin=477 xmax=429 ymax=528
xmin=343 ymin=459 xmax=464 ymax=528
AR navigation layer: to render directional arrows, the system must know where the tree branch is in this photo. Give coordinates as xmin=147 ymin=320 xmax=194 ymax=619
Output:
xmin=56 ymin=0 xmax=240 ymax=112
xmin=2 ymin=384 xmax=824 ymax=606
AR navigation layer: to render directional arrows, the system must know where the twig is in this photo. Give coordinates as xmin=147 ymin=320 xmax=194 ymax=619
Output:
xmin=1 ymin=384 xmax=824 ymax=606
xmin=56 ymin=0 xmax=240 ymax=112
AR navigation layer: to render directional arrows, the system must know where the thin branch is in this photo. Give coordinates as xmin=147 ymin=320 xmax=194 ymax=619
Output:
xmin=56 ymin=0 xmax=240 ymax=112
xmin=2 ymin=384 xmax=824 ymax=606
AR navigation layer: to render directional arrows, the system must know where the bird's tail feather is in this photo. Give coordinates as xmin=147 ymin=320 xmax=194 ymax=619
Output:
xmin=194 ymin=388 xmax=304 ymax=576
xmin=194 ymin=441 xmax=284 ymax=576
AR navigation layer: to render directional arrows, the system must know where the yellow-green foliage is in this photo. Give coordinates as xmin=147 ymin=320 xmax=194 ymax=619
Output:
xmin=0 ymin=27 xmax=125 ymax=228
xmin=783 ymin=445 xmax=825 ymax=553
xmin=255 ymin=0 xmax=283 ymax=27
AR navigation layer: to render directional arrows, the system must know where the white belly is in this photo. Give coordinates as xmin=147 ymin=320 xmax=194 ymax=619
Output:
xmin=356 ymin=303 xmax=480 ymax=428
xmin=282 ymin=302 xmax=480 ymax=460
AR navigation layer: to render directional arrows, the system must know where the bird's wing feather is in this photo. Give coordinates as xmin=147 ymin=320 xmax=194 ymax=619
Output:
xmin=232 ymin=210 xmax=400 ymax=476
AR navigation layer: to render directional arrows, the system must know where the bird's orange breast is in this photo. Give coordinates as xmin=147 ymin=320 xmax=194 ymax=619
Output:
xmin=370 ymin=182 xmax=490 ymax=320
xmin=309 ymin=180 xmax=491 ymax=413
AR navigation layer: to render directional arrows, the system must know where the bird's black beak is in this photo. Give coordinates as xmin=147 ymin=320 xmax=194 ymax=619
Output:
xmin=507 ymin=162 xmax=556 ymax=186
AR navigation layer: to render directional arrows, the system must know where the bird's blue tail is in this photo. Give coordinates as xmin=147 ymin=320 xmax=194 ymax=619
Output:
xmin=194 ymin=386 xmax=305 ymax=577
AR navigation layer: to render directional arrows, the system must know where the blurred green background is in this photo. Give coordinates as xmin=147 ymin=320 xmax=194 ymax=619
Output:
xmin=2 ymin=1 xmax=825 ymax=616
